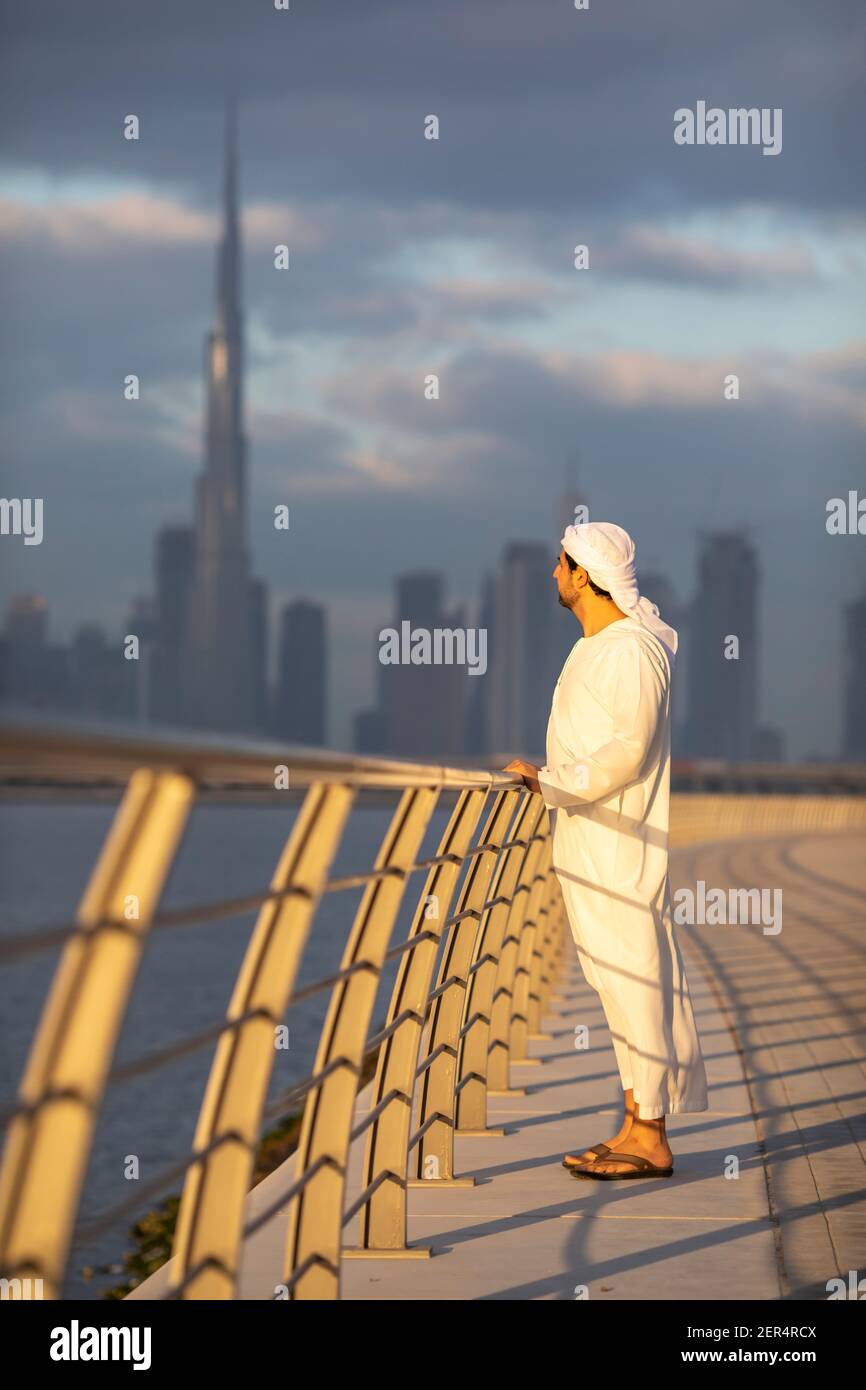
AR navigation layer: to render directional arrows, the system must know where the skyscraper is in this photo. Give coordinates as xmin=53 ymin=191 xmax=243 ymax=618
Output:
xmin=273 ymin=600 xmax=327 ymax=746
xmin=151 ymin=525 xmax=194 ymax=726
xmin=685 ymin=532 xmax=759 ymax=761
xmin=5 ymin=592 xmax=48 ymax=647
xmin=487 ymin=541 xmax=564 ymax=760
xmin=124 ymin=595 xmax=157 ymax=723
xmin=465 ymin=572 xmax=496 ymax=756
xmin=249 ymin=578 xmax=270 ymax=734
xmin=188 ymin=105 xmax=263 ymax=732
xmin=0 ymin=593 xmax=70 ymax=711
xmin=353 ymin=623 xmax=391 ymax=755
xmin=640 ymin=570 xmax=686 ymax=751
xmin=373 ymin=572 xmax=467 ymax=758
xmin=69 ymin=624 xmax=135 ymax=720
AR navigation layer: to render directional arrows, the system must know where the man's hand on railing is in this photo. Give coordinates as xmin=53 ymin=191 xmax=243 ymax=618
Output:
xmin=503 ymin=759 xmax=541 ymax=795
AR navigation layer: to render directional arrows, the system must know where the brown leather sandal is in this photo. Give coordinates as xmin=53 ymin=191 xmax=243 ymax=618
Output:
xmin=561 ymin=1142 xmax=611 ymax=1170
xmin=569 ymin=1150 xmax=674 ymax=1180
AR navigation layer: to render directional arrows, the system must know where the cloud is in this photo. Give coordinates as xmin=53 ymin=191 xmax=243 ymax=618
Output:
xmin=241 ymin=203 xmax=324 ymax=253
xmin=323 ymin=340 xmax=866 ymax=440
xmin=0 ymin=191 xmax=213 ymax=250
xmin=2 ymin=0 xmax=863 ymax=216
xmin=601 ymin=225 xmax=819 ymax=288
xmin=427 ymin=276 xmax=556 ymax=320
xmin=250 ymin=406 xmax=421 ymax=494
xmin=0 ymin=189 xmax=325 ymax=256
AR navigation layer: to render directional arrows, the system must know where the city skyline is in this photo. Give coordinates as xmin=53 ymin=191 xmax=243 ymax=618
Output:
xmin=1 ymin=3 xmax=864 ymax=757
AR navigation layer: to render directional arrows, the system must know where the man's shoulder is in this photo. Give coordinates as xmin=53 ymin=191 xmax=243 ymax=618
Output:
xmin=605 ymin=622 xmax=674 ymax=681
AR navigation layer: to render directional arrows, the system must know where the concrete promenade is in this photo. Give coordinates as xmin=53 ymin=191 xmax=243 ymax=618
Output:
xmin=131 ymin=828 xmax=866 ymax=1301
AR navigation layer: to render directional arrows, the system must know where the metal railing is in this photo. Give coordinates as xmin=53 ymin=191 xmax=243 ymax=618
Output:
xmin=0 ymin=721 xmax=568 ymax=1300
xmin=2 ymin=718 xmax=864 ymax=1301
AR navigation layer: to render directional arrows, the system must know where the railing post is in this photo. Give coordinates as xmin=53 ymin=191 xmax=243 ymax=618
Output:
xmin=348 ymin=788 xmax=489 ymax=1256
xmin=168 ymin=782 xmax=354 ymax=1299
xmin=509 ymin=831 xmax=553 ymax=1063
xmin=0 ymin=768 xmax=194 ymax=1299
xmin=413 ymin=790 xmax=520 ymax=1185
xmin=454 ymin=794 xmax=544 ymax=1133
xmin=283 ymin=786 xmax=438 ymax=1300
xmin=528 ymin=868 xmax=566 ymax=1036
xmin=487 ymin=809 xmax=548 ymax=1094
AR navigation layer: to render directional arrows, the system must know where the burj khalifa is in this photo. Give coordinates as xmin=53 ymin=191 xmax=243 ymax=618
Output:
xmin=188 ymin=105 xmax=260 ymax=732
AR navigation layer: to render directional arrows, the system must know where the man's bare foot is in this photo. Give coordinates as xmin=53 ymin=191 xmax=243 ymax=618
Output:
xmin=562 ymin=1093 xmax=634 ymax=1168
xmin=575 ymin=1114 xmax=672 ymax=1175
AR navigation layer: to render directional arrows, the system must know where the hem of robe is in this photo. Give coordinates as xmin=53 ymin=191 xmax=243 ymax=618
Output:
xmin=631 ymin=1093 xmax=709 ymax=1119
xmin=576 ymin=967 xmax=710 ymax=1118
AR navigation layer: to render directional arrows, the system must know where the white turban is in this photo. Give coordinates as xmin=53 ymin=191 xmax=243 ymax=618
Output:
xmin=561 ymin=520 xmax=678 ymax=655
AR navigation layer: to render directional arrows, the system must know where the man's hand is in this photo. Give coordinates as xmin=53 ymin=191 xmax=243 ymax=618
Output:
xmin=502 ymin=758 xmax=542 ymax=795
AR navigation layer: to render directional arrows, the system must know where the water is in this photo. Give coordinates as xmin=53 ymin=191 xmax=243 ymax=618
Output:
xmin=0 ymin=796 xmax=455 ymax=1298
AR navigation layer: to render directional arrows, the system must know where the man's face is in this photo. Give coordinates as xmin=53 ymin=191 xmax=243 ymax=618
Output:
xmin=553 ymin=548 xmax=578 ymax=608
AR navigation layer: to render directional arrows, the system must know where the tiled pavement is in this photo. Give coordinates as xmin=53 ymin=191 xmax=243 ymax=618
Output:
xmin=130 ymin=829 xmax=865 ymax=1301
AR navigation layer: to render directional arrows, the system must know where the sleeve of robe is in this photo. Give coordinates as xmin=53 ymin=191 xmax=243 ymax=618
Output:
xmin=537 ymin=638 xmax=663 ymax=809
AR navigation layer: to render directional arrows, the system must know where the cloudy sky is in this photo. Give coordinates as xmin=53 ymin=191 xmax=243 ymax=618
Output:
xmin=1 ymin=0 xmax=864 ymax=754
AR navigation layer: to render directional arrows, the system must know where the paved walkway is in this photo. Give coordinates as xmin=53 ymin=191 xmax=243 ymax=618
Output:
xmin=673 ymin=829 xmax=866 ymax=1300
xmin=132 ymin=828 xmax=866 ymax=1301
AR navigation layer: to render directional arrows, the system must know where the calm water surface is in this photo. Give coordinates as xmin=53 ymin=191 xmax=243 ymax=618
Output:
xmin=0 ymin=798 xmax=455 ymax=1298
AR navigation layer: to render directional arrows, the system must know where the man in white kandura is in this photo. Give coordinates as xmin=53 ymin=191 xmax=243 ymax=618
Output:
xmin=505 ymin=521 xmax=708 ymax=1179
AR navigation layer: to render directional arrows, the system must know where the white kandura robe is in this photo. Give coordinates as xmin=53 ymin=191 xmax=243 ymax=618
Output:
xmin=537 ymin=616 xmax=708 ymax=1118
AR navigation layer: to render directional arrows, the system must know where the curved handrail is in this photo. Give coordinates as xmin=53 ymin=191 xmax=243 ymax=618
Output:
xmin=2 ymin=721 xmax=862 ymax=1300
xmin=0 ymin=722 xmax=567 ymax=1300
